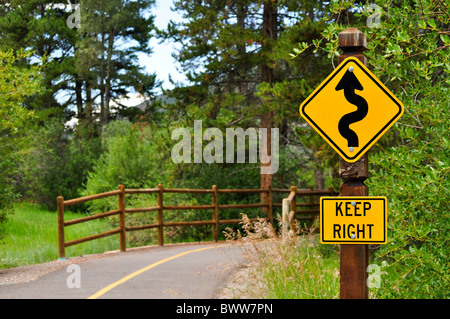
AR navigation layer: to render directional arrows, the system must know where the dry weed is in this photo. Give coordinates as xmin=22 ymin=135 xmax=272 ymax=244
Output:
xmin=220 ymin=214 xmax=339 ymax=299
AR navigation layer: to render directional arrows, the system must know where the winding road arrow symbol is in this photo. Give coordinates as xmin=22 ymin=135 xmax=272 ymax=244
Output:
xmin=299 ymin=56 xmax=404 ymax=162
xmin=335 ymin=68 xmax=368 ymax=148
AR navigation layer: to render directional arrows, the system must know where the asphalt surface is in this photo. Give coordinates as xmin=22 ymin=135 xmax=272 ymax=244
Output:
xmin=0 ymin=242 xmax=248 ymax=299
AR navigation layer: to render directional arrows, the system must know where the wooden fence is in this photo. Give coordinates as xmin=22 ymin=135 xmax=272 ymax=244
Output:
xmin=57 ymin=185 xmax=337 ymax=258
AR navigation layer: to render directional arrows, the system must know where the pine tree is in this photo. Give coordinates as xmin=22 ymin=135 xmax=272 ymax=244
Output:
xmin=0 ymin=0 xmax=159 ymax=129
xmin=77 ymin=0 xmax=158 ymax=127
xmin=0 ymin=1 xmax=80 ymax=118
xmin=163 ymin=0 xmax=333 ymax=190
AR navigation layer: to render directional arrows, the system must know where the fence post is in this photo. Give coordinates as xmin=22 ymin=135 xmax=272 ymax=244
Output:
xmin=328 ymin=186 xmax=335 ymax=195
xmin=157 ymin=184 xmax=164 ymax=246
xmin=212 ymin=185 xmax=219 ymax=242
xmin=268 ymin=185 xmax=273 ymax=225
xmin=309 ymin=185 xmax=315 ymax=228
xmin=289 ymin=186 xmax=297 ymax=230
xmin=57 ymin=196 xmax=66 ymax=259
xmin=308 ymin=185 xmax=314 ymax=209
xmin=338 ymin=27 xmax=369 ymax=300
xmin=281 ymin=198 xmax=289 ymax=235
xmin=118 ymin=184 xmax=126 ymax=252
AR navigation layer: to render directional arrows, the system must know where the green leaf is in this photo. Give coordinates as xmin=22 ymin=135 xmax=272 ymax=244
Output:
xmin=418 ymin=20 xmax=426 ymax=29
xmin=440 ymin=34 xmax=450 ymax=45
xmin=427 ymin=18 xmax=437 ymax=29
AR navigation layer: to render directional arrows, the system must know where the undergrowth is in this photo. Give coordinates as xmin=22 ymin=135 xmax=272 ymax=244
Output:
xmin=223 ymin=214 xmax=340 ymax=299
xmin=0 ymin=202 xmax=118 ymax=269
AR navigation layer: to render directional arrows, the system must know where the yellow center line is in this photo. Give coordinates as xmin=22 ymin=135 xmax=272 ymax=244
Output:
xmin=87 ymin=245 xmax=229 ymax=299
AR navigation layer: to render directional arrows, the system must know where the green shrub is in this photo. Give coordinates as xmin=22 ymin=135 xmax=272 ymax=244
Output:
xmin=304 ymin=0 xmax=450 ymax=298
xmin=81 ymin=120 xmax=279 ymax=244
xmin=16 ymin=119 xmax=101 ymax=210
xmin=81 ymin=120 xmax=174 ymax=245
xmin=368 ymin=97 xmax=449 ymax=298
xmin=0 ymin=49 xmax=42 ymax=230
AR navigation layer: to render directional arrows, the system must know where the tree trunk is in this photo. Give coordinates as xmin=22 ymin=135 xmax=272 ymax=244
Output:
xmin=75 ymin=78 xmax=84 ymax=122
xmin=85 ymin=80 xmax=93 ymax=124
xmin=314 ymin=166 xmax=325 ymax=190
xmin=103 ymin=31 xmax=115 ymax=126
xmin=260 ymin=0 xmax=277 ymax=208
xmin=237 ymin=2 xmax=248 ymax=98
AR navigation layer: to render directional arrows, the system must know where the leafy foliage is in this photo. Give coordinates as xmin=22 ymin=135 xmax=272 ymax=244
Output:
xmin=17 ymin=119 xmax=101 ymax=210
xmin=0 ymin=49 xmax=42 ymax=227
xmin=1 ymin=0 xmax=447 ymax=300
xmin=296 ymin=0 xmax=449 ymax=298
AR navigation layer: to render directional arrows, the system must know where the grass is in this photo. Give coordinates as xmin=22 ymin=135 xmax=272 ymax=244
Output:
xmin=248 ymin=236 xmax=340 ymax=298
xmin=0 ymin=202 xmax=119 ymax=269
xmin=223 ymin=214 xmax=340 ymax=299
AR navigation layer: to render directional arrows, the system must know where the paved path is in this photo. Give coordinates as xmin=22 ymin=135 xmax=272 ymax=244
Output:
xmin=0 ymin=242 xmax=247 ymax=299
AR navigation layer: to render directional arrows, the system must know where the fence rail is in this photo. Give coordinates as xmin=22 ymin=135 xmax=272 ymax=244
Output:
xmin=57 ymin=184 xmax=337 ymax=258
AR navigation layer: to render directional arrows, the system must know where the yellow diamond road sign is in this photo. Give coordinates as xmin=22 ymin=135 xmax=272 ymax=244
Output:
xmin=300 ymin=57 xmax=404 ymax=162
xmin=320 ymin=197 xmax=387 ymax=244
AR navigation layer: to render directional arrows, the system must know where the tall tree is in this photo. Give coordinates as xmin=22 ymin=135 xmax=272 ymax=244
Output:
xmin=164 ymin=1 xmax=281 ymax=192
xmin=0 ymin=1 xmax=160 ymax=208
xmin=257 ymin=0 xmax=334 ymax=189
xmin=77 ymin=0 xmax=158 ymax=128
xmin=0 ymin=1 xmax=79 ymax=118
xmin=260 ymin=0 xmax=277 ymax=205
xmin=0 ymin=0 xmax=159 ymax=129
xmin=163 ymin=0 xmax=333 ymax=190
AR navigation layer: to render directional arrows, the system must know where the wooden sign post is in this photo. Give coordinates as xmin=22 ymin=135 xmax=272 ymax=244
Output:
xmin=337 ymin=27 xmax=369 ymax=299
xmin=300 ymin=27 xmax=403 ymax=298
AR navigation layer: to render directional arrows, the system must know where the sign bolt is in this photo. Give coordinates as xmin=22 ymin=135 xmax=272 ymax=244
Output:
xmin=351 ymin=233 xmax=356 ymax=239
xmin=351 ymin=201 xmax=356 ymax=206
xmin=349 ymin=147 xmax=354 ymax=152
xmin=348 ymin=66 xmax=354 ymax=73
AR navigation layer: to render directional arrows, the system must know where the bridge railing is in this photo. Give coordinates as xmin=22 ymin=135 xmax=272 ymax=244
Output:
xmin=57 ymin=185 xmax=337 ymax=258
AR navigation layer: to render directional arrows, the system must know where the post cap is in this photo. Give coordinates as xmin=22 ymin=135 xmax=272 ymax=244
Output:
xmin=338 ymin=28 xmax=367 ymax=50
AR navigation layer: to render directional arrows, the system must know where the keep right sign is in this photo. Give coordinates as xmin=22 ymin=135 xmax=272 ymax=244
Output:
xmin=320 ymin=196 xmax=387 ymax=244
